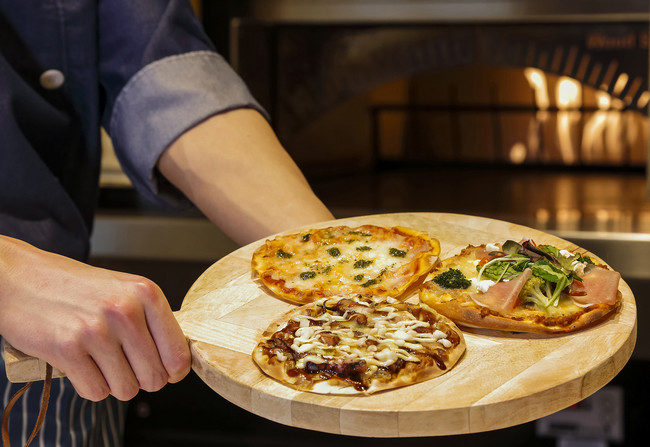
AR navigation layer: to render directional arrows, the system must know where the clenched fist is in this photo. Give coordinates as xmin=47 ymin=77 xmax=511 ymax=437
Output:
xmin=0 ymin=235 xmax=191 ymax=401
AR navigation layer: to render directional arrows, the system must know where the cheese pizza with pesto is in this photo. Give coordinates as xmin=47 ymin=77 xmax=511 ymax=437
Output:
xmin=252 ymin=294 xmax=465 ymax=394
xmin=251 ymin=225 xmax=440 ymax=305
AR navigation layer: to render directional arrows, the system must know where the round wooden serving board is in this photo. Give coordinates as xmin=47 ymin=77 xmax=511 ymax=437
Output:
xmin=175 ymin=213 xmax=637 ymax=438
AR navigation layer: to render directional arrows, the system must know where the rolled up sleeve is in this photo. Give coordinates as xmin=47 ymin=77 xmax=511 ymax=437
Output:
xmin=98 ymin=0 xmax=266 ymax=208
xmin=108 ymin=50 xmax=266 ymax=208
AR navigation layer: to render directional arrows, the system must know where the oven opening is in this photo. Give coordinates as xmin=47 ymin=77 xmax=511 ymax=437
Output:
xmin=232 ymin=23 xmax=649 ymax=233
xmin=369 ymin=67 xmax=648 ymax=169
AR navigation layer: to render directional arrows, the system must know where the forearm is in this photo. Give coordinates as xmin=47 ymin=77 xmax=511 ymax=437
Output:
xmin=157 ymin=108 xmax=335 ymax=245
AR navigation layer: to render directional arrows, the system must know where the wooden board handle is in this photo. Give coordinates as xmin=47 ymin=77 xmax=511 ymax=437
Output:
xmin=2 ymin=341 xmax=65 ymax=383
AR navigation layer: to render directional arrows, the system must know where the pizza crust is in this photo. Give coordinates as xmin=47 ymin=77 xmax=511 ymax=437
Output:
xmin=419 ymin=284 xmax=621 ymax=334
xmin=252 ymin=295 xmax=466 ymax=395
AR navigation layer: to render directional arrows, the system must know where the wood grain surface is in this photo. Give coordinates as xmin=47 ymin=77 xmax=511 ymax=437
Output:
xmin=175 ymin=213 xmax=637 ymax=437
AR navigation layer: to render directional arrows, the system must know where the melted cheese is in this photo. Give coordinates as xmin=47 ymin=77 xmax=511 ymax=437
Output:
xmin=268 ymin=229 xmax=425 ymax=294
xmin=284 ymin=296 xmax=450 ymax=369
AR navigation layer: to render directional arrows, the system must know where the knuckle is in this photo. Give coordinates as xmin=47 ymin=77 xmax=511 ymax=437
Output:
xmin=55 ymin=319 xmax=108 ymax=359
xmin=55 ymin=334 xmax=84 ymax=360
xmin=78 ymin=319 xmax=110 ymax=347
xmin=112 ymin=384 xmax=140 ymax=402
xmin=78 ymin=392 xmax=100 ymax=402
xmin=126 ymin=276 xmax=163 ymax=305
xmin=102 ymin=299 xmax=140 ymax=330
xmin=140 ymin=371 xmax=168 ymax=393
xmin=74 ymin=382 xmax=110 ymax=402
xmin=87 ymin=389 xmax=110 ymax=402
xmin=166 ymin=347 xmax=191 ymax=383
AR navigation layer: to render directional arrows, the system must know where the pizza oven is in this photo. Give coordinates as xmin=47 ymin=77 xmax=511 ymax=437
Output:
xmin=95 ymin=1 xmax=650 ymax=446
xmin=228 ymin=2 xmax=649 ymax=171
xmin=198 ymin=0 xmax=650 ymax=235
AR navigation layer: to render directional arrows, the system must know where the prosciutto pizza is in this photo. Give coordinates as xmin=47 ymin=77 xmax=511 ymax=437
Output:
xmin=252 ymin=294 xmax=465 ymax=394
xmin=251 ymin=225 xmax=440 ymax=305
xmin=419 ymin=239 xmax=621 ymax=334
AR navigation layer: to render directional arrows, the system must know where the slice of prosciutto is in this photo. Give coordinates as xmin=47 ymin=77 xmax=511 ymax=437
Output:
xmin=571 ymin=265 xmax=620 ymax=306
xmin=471 ymin=268 xmax=532 ymax=312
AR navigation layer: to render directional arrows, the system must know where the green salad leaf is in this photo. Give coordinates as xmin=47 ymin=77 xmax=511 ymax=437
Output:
xmin=530 ymin=260 xmax=566 ymax=283
xmin=477 ymin=254 xmax=530 ymax=282
xmin=526 ymin=260 xmax=573 ymax=311
xmin=476 ymin=240 xmax=581 ymax=314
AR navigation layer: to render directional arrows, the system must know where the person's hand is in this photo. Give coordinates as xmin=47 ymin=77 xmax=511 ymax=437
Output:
xmin=0 ymin=236 xmax=190 ymax=401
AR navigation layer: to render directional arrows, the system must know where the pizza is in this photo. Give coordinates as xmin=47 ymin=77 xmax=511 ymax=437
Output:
xmin=251 ymin=225 xmax=440 ymax=305
xmin=252 ymin=294 xmax=465 ymax=394
xmin=419 ymin=239 xmax=621 ymax=334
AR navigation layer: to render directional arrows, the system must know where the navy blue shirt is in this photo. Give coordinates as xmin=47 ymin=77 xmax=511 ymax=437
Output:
xmin=1 ymin=0 xmax=263 ymax=445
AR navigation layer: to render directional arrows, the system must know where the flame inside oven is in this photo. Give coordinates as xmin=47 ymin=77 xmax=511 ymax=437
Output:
xmin=521 ymin=67 xmax=648 ymax=168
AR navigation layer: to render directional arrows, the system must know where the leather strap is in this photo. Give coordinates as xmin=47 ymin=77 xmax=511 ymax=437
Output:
xmin=2 ymin=364 xmax=53 ymax=447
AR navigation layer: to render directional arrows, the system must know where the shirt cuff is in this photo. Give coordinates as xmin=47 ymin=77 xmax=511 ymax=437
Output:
xmin=108 ymin=50 xmax=267 ymax=209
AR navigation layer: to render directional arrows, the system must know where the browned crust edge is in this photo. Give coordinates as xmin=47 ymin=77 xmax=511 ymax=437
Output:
xmin=420 ymin=287 xmax=620 ymax=334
